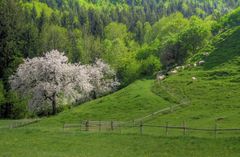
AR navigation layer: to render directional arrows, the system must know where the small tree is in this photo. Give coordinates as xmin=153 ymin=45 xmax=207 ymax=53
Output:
xmin=9 ymin=50 xmax=119 ymax=115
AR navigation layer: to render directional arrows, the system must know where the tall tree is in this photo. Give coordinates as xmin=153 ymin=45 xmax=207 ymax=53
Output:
xmin=0 ymin=0 xmax=24 ymax=118
xmin=38 ymin=10 xmax=48 ymax=32
xmin=0 ymin=0 xmax=23 ymax=86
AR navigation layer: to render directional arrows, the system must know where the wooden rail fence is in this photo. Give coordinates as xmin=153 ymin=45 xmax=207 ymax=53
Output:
xmin=63 ymin=120 xmax=240 ymax=138
xmin=8 ymin=119 xmax=40 ymax=129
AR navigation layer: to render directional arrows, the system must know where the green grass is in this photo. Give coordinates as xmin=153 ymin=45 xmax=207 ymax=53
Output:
xmin=67 ymin=79 xmax=171 ymax=121
xmin=145 ymin=26 xmax=240 ymax=137
xmin=0 ymin=119 xmax=36 ymax=128
xmin=25 ymin=79 xmax=172 ymax=131
xmin=1 ymin=128 xmax=240 ymax=157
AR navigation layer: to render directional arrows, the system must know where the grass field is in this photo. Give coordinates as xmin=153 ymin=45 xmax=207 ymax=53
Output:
xmin=1 ymin=127 xmax=240 ymax=157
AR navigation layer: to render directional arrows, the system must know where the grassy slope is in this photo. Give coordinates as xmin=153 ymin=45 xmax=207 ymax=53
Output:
xmin=39 ymin=27 xmax=240 ymax=130
xmin=148 ymin=26 xmax=240 ymax=131
xmin=32 ymin=80 xmax=172 ymax=130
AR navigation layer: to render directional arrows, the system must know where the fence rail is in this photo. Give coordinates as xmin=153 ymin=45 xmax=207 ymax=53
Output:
xmin=63 ymin=120 xmax=240 ymax=138
xmin=8 ymin=119 xmax=40 ymax=129
xmin=131 ymin=100 xmax=190 ymax=124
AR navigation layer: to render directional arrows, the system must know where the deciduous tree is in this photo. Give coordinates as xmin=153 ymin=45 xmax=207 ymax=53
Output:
xmin=9 ymin=50 xmax=119 ymax=115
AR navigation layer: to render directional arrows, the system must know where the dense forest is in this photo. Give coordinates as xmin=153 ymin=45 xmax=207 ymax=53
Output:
xmin=1 ymin=0 xmax=240 ymax=118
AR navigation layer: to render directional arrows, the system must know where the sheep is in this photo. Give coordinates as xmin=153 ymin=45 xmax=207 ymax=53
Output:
xmin=157 ymin=75 xmax=166 ymax=81
xmin=198 ymin=60 xmax=205 ymax=66
xmin=203 ymin=52 xmax=209 ymax=56
xmin=192 ymin=77 xmax=197 ymax=81
xmin=175 ymin=66 xmax=182 ymax=70
xmin=169 ymin=70 xmax=178 ymax=75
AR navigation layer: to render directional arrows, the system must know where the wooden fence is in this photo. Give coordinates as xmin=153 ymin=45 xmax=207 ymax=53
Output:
xmin=63 ymin=120 xmax=126 ymax=132
xmin=8 ymin=119 xmax=40 ymax=129
xmin=63 ymin=120 xmax=240 ymax=138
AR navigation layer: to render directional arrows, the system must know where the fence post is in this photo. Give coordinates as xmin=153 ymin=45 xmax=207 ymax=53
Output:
xmin=85 ymin=120 xmax=89 ymax=131
xmin=111 ymin=121 xmax=114 ymax=131
xmin=99 ymin=120 xmax=101 ymax=132
xmin=165 ymin=122 xmax=168 ymax=136
xmin=140 ymin=121 xmax=143 ymax=135
xmin=183 ymin=121 xmax=186 ymax=136
xmin=214 ymin=121 xmax=217 ymax=139
xmin=119 ymin=122 xmax=121 ymax=134
xmin=80 ymin=121 xmax=81 ymax=131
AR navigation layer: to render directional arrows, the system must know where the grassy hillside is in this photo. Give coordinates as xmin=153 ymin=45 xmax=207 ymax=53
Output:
xmin=148 ymin=26 xmax=240 ymax=132
xmin=37 ymin=27 xmax=240 ymax=129
xmin=27 ymin=26 xmax=240 ymax=135
xmin=1 ymin=23 xmax=240 ymax=157
xmin=27 ymin=80 xmax=175 ymax=130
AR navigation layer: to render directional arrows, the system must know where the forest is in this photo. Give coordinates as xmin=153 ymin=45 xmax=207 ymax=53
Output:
xmin=1 ymin=0 xmax=240 ymax=118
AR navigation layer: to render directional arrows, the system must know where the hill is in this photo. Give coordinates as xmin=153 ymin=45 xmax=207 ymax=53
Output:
xmin=5 ymin=25 xmax=240 ymax=133
xmin=144 ymin=26 xmax=240 ymax=137
xmin=33 ymin=26 xmax=240 ymax=128
xmin=1 ymin=29 xmax=240 ymax=156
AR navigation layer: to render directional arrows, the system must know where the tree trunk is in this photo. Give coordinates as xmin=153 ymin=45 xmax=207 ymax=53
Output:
xmin=52 ymin=92 xmax=57 ymax=115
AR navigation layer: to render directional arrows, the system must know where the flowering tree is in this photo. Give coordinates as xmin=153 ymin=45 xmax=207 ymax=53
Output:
xmin=86 ymin=59 xmax=120 ymax=99
xmin=9 ymin=50 xmax=119 ymax=115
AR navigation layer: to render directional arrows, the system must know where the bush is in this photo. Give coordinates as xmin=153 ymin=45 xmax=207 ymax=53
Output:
xmin=116 ymin=54 xmax=141 ymax=86
xmin=140 ymin=55 xmax=161 ymax=76
xmin=0 ymin=91 xmax=28 ymax=119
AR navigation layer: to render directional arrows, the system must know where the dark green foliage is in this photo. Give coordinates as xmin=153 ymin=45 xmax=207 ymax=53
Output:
xmin=0 ymin=0 xmax=24 ymax=84
xmin=0 ymin=81 xmax=5 ymax=105
xmin=20 ymin=24 xmax=40 ymax=58
xmin=220 ymin=7 xmax=240 ymax=29
xmin=136 ymin=44 xmax=161 ymax=76
xmin=140 ymin=55 xmax=161 ymax=76
xmin=40 ymin=25 xmax=69 ymax=53
xmin=38 ymin=10 xmax=48 ymax=31
xmin=0 ymin=91 xmax=27 ymax=119
xmin=160 ymin=16 xmax=211 ymax=67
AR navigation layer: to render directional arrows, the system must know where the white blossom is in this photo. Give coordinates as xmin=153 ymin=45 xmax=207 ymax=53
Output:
xmin=9 ymin=50 xmax=119 ymax=115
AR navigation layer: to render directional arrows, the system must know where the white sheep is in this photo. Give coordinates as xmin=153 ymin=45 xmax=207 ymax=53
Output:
xmin=157 ymin=75 xmax=166 ymax=81
xmin=169 ymin=70 xmax=178 ymax=74
xmin=192 ymin=77 xmax=197 ymax=81
xmin=198 ymin=60 xmax=205 ymax=66
xmin=203 ymin=52 xmax=209 ymax=56
xmin=175 ymin=66 xmax=181 ymax=70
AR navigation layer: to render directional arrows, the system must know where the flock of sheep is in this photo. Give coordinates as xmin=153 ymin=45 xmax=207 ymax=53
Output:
xmin=156 ymin=59 xmax=207 ymax=82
